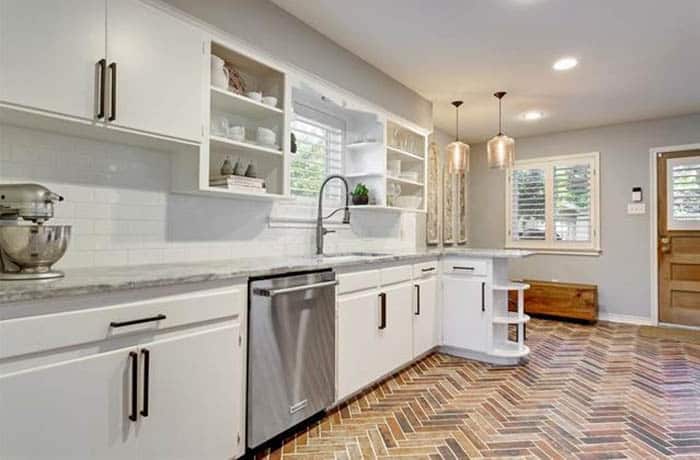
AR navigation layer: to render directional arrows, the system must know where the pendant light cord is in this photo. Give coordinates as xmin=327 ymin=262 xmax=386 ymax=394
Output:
xmin=455 ymin=106 xmax=459 ymax=141
xmin=498 ymin=98 xmax=502 ymax=135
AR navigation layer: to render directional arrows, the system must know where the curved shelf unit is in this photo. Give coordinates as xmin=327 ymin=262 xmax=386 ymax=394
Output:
xmin=492 ymin=313 xmax=531 ymax=325
xmin=492 ymin=344 xmax=531 ymax=359
xmin=386 ymin=146 xmax=424 ymax=162
xmin=492 ymin=282 xmax=530 ymax=291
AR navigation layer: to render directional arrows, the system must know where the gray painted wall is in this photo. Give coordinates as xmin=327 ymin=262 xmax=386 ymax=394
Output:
xmin=469 ymin=113 xmax=700 ymax=320
xmin=160 ymin=0 xmax=432 ymax=129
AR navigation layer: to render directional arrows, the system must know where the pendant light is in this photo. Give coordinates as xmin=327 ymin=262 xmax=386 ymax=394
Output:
xmin=487 ymin=91 xmax=515 ymax=170
xmin=446 ymin=101 xmax=470 ymax=173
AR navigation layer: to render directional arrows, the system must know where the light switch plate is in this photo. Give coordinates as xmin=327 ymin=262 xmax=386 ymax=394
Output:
xmin=627 ymin=203 xmax=646 ymax=215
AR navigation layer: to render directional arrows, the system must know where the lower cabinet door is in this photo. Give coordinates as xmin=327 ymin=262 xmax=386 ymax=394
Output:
xmin=337 ymin=290 xmax=383 ymax=400
xmin=0 ymin=347 xmax=139 ymax=460
xmin=442 ymin=276 xmax=489 ymax=352
xmin=136 ymin=324 xmax=242 ymax=460
xmin=381 ymin=283 xmax=414 ymax=372
xmin=413 ymin=277 xmax=439 ymax=357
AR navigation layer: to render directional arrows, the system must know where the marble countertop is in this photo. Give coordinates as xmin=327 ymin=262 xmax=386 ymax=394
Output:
xmin=0 ymin=248 xmax=532 ymax=304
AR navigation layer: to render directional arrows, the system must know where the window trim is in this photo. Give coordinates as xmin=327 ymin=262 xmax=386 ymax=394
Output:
xmin=505 ymin=151 xmax=601 ymax=254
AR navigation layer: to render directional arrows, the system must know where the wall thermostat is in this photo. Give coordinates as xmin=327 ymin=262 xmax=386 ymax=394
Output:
xmin=632 ymin=187 xmax=643 ymax=202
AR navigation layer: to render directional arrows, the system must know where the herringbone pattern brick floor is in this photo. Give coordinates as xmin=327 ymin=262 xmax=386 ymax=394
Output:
xmin=255 ymin=319 xmax=700 ymax=459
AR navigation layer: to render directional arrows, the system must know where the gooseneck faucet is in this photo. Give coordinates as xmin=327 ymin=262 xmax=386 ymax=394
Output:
xmin=316 ymin=175 xmax=351 ymax=255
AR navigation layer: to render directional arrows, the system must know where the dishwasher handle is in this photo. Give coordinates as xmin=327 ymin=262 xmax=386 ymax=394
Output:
xmin=253 ymin=280 xmax=338 ymax=297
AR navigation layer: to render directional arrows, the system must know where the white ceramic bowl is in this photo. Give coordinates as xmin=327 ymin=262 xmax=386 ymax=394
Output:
xmin=256 ymin=127 xmax=276 ymax=145
xmin=394 ymin=195 xmax=422 ymax=209
xmin=261 ymin=96 xmax=278 ymax=108
xmin=246 ymin=91 xmax=262 ymax=102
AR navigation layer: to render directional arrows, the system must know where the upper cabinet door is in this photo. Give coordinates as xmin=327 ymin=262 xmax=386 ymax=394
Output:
xmin=0 ymin=347 xmax=138 ymax=460
xmin=106 ymin=0 xmax=202 ymax=142
xmin=136 ymin=325 xmax=241 ymax=460
xmin=0 ymin=0 xmax=106 ymax=120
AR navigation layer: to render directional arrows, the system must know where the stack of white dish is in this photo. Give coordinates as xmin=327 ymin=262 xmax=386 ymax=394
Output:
xmin=256 ymin=127 xmax=277 ymax=148
xmin=246 ymin=92 xmax=278 ymax=108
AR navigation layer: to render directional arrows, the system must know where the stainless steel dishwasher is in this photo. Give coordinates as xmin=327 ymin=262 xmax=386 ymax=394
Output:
xmin=247 ymin=270 xmax=336 ymax=449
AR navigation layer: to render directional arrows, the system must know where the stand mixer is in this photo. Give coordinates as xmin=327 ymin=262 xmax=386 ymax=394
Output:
xmin=0 ymin=184 xmax=71 ymax=280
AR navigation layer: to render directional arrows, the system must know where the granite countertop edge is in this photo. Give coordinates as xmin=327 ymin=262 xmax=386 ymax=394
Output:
xmin=0 ymin=248 xmax=533 ymax=304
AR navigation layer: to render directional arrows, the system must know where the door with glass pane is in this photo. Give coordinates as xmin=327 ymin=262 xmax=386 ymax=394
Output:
xmin=658 ymin=150 xmax=700 ymax=326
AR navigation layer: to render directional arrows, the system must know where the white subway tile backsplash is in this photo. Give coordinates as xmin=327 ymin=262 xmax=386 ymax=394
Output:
xmin=0 ymin=124 xmax=419 ymax=268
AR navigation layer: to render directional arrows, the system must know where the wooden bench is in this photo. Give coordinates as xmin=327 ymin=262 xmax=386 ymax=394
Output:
xmin=508 ymin=280 xmax=598 ymax=322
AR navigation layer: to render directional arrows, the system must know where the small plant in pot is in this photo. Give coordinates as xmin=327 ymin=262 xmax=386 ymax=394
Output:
xmin=351 ymin=183 xmax=369 ymax=205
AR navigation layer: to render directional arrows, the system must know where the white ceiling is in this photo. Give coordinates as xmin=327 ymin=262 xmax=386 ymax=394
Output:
xmin=271 ymin=0 xmax=700 ymax=143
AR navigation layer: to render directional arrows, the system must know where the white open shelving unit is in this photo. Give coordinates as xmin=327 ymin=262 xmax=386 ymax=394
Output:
xmin=492 ymin=281 xmax=530 ymax=358
xmin=172 ymin=39 xmax=290 ymax=199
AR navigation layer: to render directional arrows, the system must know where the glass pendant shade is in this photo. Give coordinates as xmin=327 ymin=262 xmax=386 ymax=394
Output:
xmin=487 ymin=134 xmax=514 ymax=169
xmin=447 ymin=140 xmax=470 ymax=173
xmin=446 ymin=100 xmax=469 ymax=172
xmin=487 ymin=91 xmax=515 ymax=170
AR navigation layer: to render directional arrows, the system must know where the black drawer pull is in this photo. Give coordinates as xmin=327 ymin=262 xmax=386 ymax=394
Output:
xmin=110 ymin=314 xmax=166 ymax=328
xmin=141 ymin=349 xmax=150 ymax=417
xmin=481 ymin=282 xmax=485 ymax=312
xmin=453 ymin=266 xmax=475 ymax=271
xmin=378 ymin=293 xmax=387 ymax=330
xmin=421 ymin=267 xmax=435 ymax=272
xmin=414 ymin=284 xmax=421 ymax=315
xmin=129 ymin=351 xmax=138 ymax=422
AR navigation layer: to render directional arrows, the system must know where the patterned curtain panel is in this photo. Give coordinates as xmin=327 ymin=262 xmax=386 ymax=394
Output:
xmin=426 ymin=142 xmax=441 ymax=244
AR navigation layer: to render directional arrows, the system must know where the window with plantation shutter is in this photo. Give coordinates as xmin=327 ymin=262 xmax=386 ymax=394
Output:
xmin=667 ymin=156 xmax=700 ymax=230
xmin=290 ymin=102 xmax=344 ymax=204
xmin=506 ymin=152 xmax=600 ymax=253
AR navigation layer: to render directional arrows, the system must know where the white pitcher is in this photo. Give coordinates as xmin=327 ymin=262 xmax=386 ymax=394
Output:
xmin=211 ymin=55 xmax=229 ymax=90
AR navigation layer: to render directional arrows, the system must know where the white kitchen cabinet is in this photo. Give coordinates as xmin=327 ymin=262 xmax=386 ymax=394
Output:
xmin=0 ymin=285 xmax=246 ymax=460
xmin=137 ymin=325 xmax=241 ymax=460
xmin=337 ymin=289 xmax=383 ymax=400
xmin=442 ymin=276 xmax=490 ymax=352
xmin=0 ymin=346 xmax=138 ymax=460
xmin=0 ymin=0 xmax=106 ymax=121
xmin=412 ymin=276 xmax=438 ymax=357
xmin=106 ymin=0 xmax=202 ymax=142
xmin=381 ymin=282 xmax=414 ymax=372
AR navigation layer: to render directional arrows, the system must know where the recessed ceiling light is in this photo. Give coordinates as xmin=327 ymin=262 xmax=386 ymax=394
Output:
xmin=522 ymin=111 xmax=544 ymax=121
xmin=553 ymin=57 xmax=578 ymax=71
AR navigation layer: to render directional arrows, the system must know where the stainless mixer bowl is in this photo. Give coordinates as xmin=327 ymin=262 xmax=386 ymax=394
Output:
xmin=0 ymin=225 xmax=71 ymax=272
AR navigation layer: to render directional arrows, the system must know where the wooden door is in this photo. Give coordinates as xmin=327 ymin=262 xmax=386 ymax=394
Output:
xmin=0 ymin=347 xmax=138 ymax=460
xmin=0 ymin=0 xmax=106 ymax=120
xmin=136 ymin=325 xmax=242 ymax=460
xmin=413 ymin=276 xmax=439 ymax=357
xmin=658 ymin=150 xmax=700 ymax=326
xmin=106 ymin=0 xmax=202 ymax=142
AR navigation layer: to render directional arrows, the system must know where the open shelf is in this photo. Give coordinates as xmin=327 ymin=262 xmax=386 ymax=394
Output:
xmin=210 ymin=86 xmax=283 ymax=119
xmin=493 ymin=313 xmax=531 ymax=325
xmin=349 ymin=205 xmax=426 ymax=213
xmin=492 ymin=343 xmax=530 ymax=358
xmin=193 ymin=187 xmax=288 ymax=200
xmin=345 ymin=172 xmax=384 ymax=179
xmin=346 ymin=141 xmax=381 ymax=149
xmin=387 ymin=146 xmax=424 ymax=162
xmin=492 ymin=282 xmax=530 ymax=291
xmin=210 ymin=135 xmax=283 ymax=157
xmin=387 ymin=175 xmax=424 ymax=187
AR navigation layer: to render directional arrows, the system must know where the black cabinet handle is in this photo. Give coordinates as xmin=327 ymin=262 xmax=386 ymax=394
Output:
xmin=453 ymin=266 xmax=474 ymax=271
xmin=421 ymin=267 xmax=435 ymax=273
xmin=414 ymin=284 xmax=421 ymax=315
xmin=481 ymin=282 xmax=485 ymax=312
xmin=96 ymin=59 xmax=106 ymax=119
xmin=141 ymin=349 xmax=150 ymax=417
xmin=129 ymin=351 xmax=138 ymax=422
xmin=378 ymin=293 xmax=386 ymax=330
xmin=110 ymin=314 xmax=166 ymax=328
xmin=108 ymin=62 xmax=117 ymax=121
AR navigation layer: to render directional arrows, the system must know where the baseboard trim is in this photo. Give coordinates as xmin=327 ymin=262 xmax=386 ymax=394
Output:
xmin=598 ymin=312 xmax=654 ymax=326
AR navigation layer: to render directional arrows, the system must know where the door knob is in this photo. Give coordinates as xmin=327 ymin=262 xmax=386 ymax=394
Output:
xmin=660 ymin=237 xmax=671 ymax=253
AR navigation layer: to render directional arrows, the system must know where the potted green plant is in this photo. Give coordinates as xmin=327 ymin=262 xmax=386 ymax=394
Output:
xmin=351 ymin=183 xmax=369 ymax=205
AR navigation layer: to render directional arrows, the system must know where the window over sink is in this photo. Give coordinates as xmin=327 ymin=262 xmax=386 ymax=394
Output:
xmin=506 ymin=152 xmax=600 ymax=254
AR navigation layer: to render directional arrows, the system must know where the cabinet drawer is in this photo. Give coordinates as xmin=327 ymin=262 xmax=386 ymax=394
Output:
xmin=380 ymin=265 xmax=412 ymax=286
xmin=338 ymin=270 xmax=380 ymax=295
xmin=442 ymin=259 xmax=488 ymax=276
xmin=413 ymin=260 xmax=438 ymax=278
xmin=0 ymin=286 xmax=243 ymax=360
